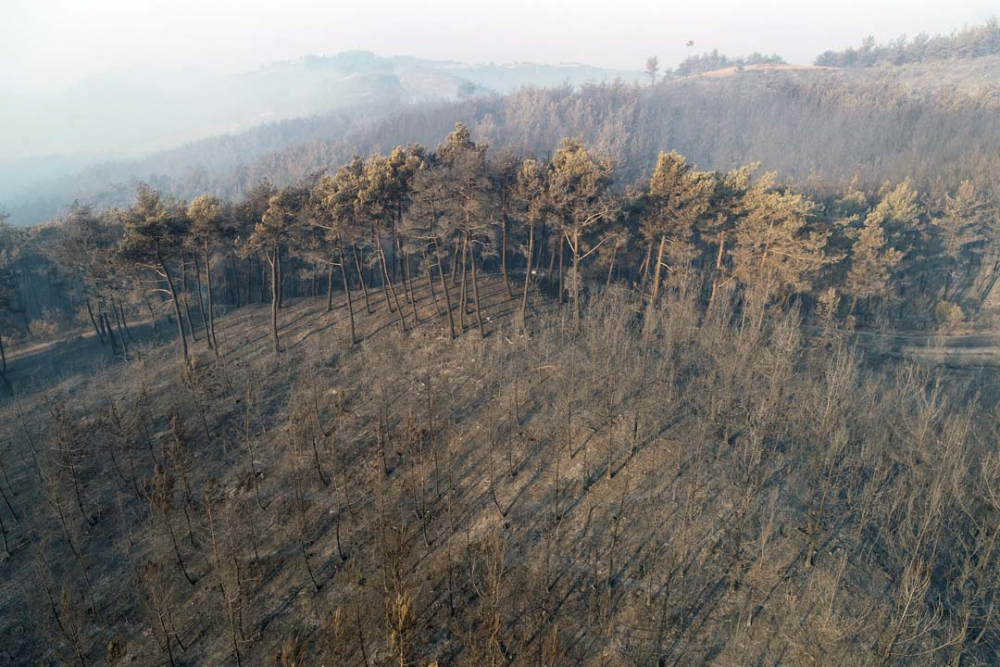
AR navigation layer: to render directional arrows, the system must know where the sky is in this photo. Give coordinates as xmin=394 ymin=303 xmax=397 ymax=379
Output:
xmin=1 ymin=0 xmax=997 ymax=90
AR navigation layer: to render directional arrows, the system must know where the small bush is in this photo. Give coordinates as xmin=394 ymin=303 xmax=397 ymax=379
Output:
xmin=934 ymin=300 xmax=963 ymax=330
xmin=28 ymin=309 xmax=63 ymax=339
xmin=74 ymin=306 xmax=93 ymax=329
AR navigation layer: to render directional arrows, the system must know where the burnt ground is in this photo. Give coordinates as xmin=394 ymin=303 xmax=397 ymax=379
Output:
xmin=0 ymin=275 xmax=995 ymax=666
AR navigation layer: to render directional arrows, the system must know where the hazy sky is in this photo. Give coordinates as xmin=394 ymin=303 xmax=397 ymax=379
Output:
xmin=2 ymin=0 xmax=997 ymax=89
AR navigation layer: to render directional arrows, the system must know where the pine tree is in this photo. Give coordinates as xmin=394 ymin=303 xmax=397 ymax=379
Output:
xmin=703 ymin=164 xmax=759 ymax=311
xmin=515 ymin=158 xmax=550 ymax=332
xmin=248 ymin=187 xmax=306 ymax=353
xmin=645 ymin=56 xmax=660 ymax=85
xmin=120 ymin=184 xmax=192 ymax=367
xmin=934 ymin=180 xmax=987 ymax=300
xmin=51 ymin=202 xmax=120 ymax=344
xmin=187 ymin=195 xmax=226 ymax=352
xmin=489 ymin=149 xmax=520 ymax=298
xmin=548 ymin=138 xmax=616 ymax=326
xmin=640 ymin=151 xmax=714 ymax=310
xmin=357 ymin=151 xmax=415 ymax=333
xmin=731 ymin=179 xmax=833 ymax=300
xmin=846 ymin=209 xmax=904 ymax=317
xmin=431 ymin=124 xmax=493 ymax=335
xmin=316 ymin=157 xmax=369 ymax=343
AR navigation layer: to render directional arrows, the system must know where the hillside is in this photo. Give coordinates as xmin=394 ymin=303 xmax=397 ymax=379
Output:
xmin=3 ymin=266 xmax=1000 ymax=665
xmin=2 ymin=110 xmax=1000 ymax=665
xmin=11 ymin=8 xmax=1000 ymax=667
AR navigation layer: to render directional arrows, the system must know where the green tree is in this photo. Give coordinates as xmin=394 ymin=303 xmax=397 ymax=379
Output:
xmin=874 ymin=179 xmax=922 ymax=251
xmin=51 ymin=202 xmax=118 ymax=343
xmin=515 ymin=157 xmax=550 ymax=332
xmin=248 ymin=187 xmax=307 ymax=353
xmin=703 ymin=164 xmax=759 ymax=311
xmin=731 ymin=179 xmax=833 ymax=301
xmin=436 ymin=124 xmax=492 ymax=335
xmin=120 ymin=184 xmax=192 ymax=367
xmin=489 ymin=149 xmax=520 ymax=298
xmin=232 ymin=180 xmax=276 ymax=307
xmin=316 ymin=158 xmax=369 ymax=344
xmin=357 ymin=151 xmax=413 ymax=333
xmin=548 ymin=138 xmax=616 ymax=326
xmin=640 ymin=150 xmax=714 ymax=312
xmin=187 ymin=195 xmax=227 ymax=351
xmin=845 ymin=208 xmax=904 ymax=317
xmin=407 ymin=151 xmax=459 ymax=338
xmin=934 ymin=180 xmax=987 ymax=301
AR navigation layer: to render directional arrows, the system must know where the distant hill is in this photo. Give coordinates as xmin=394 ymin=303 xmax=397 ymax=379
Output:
xmin=7 ymin=52 xmax=1000 ymax=228
xmin=0 ymin=51 xmax=644 ymax=212
xmin=1 ymin=51 xmax=643 ymax=164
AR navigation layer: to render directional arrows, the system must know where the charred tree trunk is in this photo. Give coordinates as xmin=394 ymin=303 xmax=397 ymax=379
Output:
xmin=396 ymin=235 xmax=412 ymax=304
xmin=352 ymin=244 xmax=373 ymax=314
xmin=103 ymin=312 xmax=118 ymax=356
xmin=117 ymin=299 xmax=134 ymax=341
xmin=269 ymin=243 xmax=281 ymax=354
xmin=376 ymin=233 xmax=395 ymax=313
xmin=110 ymin=296 xmax=129 ymax=361
xmin=400 ymin=238 xmax=419 ymax=324
xmin=205 ymin=244 xmax=218 ymax=352
xmin=231 ymin=252 xmax=242 ymax=308
xmin=86 ymin=299 xmax=104 ymax=343
xmin=144 ymin=295 xmax=161 ymax=342
xmin=520 ymin=222 xmax=534 ymax=332
xmin=570 ymin=231 xmax=581 ymax=328
xmin=98 ymin=305 xmax=110 ymax=341
xmin=259 ymin=259 xmax=266 ymax=305
xmin=193 ymin=252 xmax=212 ymax=349
xmin=648 ymin=235 xmax=667 ymax=322
xmin=276 ymin=244 xmax=284 ymax=310
xmin=707 ymin=232 xmax=726 ymax=312
xmin=557 ymin=236 xmax=565 ymax=302
xmin=376 ymin=233 xmax=407 ymax=333
xmin=459 ymin=237 xmax=469 ymax=331
xmin=469 ymin=233 xmax=485 ymax=336
xmin=0 ymin=336 xmax=10 ymax=396
xmin=326 ymin=262 xmax=336 ymax=312
xmin=180 ymin=257 xmax=198 ymax=343
xmin=339 ymin=249 xmax=357 ymax=345
xmin=424 ymin=248 xmax=441 ymax=316
xmin=433 ymin=238 xmax=456 ymax=339
xmin=157 ymin=246 xmax=189 ymax=367
xmin=501 ymin=208 xmax=513 ymax=298
xmin=607 ymin=237 xmax=620 ymax=288
xmin=451 ymin=236 xmax=462 ymax=287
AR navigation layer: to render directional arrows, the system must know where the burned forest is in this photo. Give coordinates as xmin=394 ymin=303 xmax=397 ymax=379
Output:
xmin=4 ymin=11 xmax=1000 ymax=667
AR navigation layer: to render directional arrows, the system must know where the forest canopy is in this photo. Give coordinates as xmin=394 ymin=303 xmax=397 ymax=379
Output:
xmin=674 ymin=50 xmax=786 ymax=76
xmin=816 ymin=17 xmax=1000 ymax=67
